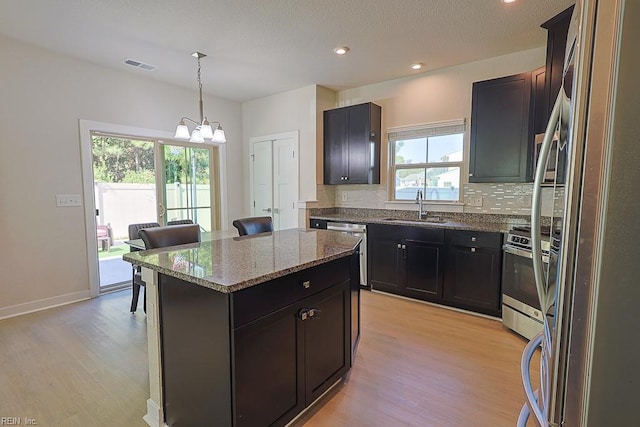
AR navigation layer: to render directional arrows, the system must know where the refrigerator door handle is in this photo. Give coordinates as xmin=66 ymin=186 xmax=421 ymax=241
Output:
xmin=531 ymin=90 xmax=563 ymax=321
xmin=518 ymin=331 xmax=547 ymax=427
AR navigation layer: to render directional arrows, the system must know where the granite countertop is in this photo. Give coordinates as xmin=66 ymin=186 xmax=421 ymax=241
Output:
xmin=123 ymin=228 xmax=360 ymax=293
xmin=310 ymin=213 xmax=517 ymax=234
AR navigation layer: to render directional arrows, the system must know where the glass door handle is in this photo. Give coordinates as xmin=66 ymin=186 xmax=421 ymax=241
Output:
xmin=158 ymin=203 xmax=167 ymax=218
xmin=262 ymin=208 xmax=272 ymax=213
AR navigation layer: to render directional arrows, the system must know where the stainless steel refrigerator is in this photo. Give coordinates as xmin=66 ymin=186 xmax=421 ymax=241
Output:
xmin=518 ymin=0 xmax=640 ymax=425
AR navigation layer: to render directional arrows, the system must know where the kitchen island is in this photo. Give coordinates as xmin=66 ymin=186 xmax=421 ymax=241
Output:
xmin=123 ymin=228 xmax=361 ymax=427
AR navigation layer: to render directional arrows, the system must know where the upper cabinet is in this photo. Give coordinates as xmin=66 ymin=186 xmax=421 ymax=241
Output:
xmin=323 ymin=102 xmax=381 ymax=185
xmin=469 ymin=72 xmax=533 ymax=183
xmin=469 ymin=5 xmax=574 ymax=184
xmin=540 ymin=5 xmax=575 ymax=129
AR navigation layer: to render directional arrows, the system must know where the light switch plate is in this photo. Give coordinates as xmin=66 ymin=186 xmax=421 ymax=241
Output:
xmin=468 ymin=195 xmax=483 ymax=207
xmin=56 ymin=194 xmax=82 ymax=207
xmin=341 ymin=193 xmax=348 ymax=202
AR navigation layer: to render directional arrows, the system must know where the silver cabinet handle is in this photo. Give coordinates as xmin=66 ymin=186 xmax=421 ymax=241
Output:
xmin=397 ymin=243 xmax=402 ymax=249
xmin=471 ymin=236 xmax=477 ymax=242
xmin=302 ymin=280 xmax=311 ymax=289
xmin=471 ymin=247 xmax=476 ymax=253
xmin=401 ymin=244 xmax=406 ymax=250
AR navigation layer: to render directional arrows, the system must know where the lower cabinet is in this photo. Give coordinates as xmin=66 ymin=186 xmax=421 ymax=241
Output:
xmin=368 ymin=224 xmax=444 ymax=303
xmin=158 ymin=255 xmax=356 ymax=427
xmin=368 ymin=224 xmax=502 ymax=316
xmin=234 ymin=282 xmax=350 ymax=427
xmin=443 ymin=231 xmax=502 ymax=316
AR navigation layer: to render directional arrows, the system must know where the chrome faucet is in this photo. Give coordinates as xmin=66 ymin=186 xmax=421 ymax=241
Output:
xmin=415 ymin=189 xmax=425 ymax=219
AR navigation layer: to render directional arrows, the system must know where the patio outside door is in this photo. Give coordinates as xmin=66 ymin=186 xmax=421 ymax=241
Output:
xmin=159 ymin=143 xmax=218 ymax=232
xmin=91 ymin=133 xmax=157 ymax=290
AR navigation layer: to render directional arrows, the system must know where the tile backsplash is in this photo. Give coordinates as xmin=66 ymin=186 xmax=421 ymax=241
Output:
xmin=319 ymin=182 xmax=563 ymax=218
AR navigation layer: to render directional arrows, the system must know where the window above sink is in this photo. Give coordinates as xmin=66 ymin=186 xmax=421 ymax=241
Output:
xmin=388 ymin=120 xmax=465 ymax=203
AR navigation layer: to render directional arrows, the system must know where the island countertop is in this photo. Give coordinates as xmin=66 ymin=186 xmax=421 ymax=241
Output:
xmin=123 ymin=228 xmax=361 ymax=293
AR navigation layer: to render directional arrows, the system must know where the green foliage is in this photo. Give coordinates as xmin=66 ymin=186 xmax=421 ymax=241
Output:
xmin=163 ymin=146 xmax=211 ymax=185
xmin=92 ymin=135 xmax=212 ymax=185
xmin=92 ymin=135 xmax=155 ymax=183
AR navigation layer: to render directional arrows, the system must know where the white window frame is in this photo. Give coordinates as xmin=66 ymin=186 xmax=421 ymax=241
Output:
xmin=388 ymin=119 xmax=466 ymax=202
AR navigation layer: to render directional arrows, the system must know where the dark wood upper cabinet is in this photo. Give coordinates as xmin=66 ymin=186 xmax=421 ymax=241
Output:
xmin=323 ymin=102 xmax=381 ymax=185
xmin=531 ymin=66 xmax=547 ymax=136
xmin=540 ymin=5 xmax=575 ymax=128
xmin=469 ymin=72 xmax=534 ymax=183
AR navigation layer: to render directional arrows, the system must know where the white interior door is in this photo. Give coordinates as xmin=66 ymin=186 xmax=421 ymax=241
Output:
xmin=251 ymin=139 xmax=274 ymax=218
xmin=250 ymin=131 xmax=299 ymax=231
xmin=273 ymin=137 xmax=298 ymax=230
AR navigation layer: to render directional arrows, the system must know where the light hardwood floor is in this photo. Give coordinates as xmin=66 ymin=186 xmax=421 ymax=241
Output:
xmin=0 ymin=289 xmax=536 ymax=427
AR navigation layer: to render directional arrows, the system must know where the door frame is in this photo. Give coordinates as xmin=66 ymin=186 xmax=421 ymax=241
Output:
xmin=79 ymin=119 xmax=230 ymax=298
xmin=249 ymin=131 xmax=299 ymax=229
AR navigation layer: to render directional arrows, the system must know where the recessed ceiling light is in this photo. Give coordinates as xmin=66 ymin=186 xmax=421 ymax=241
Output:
xmin=503 ymin=0 xmax=517 ymax=3
xmin=334 ymin=46 xmax=350 ymax=55
xmin=411 ymin=63 xmax=423 ymax=70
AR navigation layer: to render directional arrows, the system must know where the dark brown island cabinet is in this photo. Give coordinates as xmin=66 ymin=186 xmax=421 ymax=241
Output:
xmin=158 ymin=253 xmax=360 ymax=427
xmin=368 ymin=224 xmax=502 ymax=317
xmin=323 ymin=102 xmax=381 ymax=185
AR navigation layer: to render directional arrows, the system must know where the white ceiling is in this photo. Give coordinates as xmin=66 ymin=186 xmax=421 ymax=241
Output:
xmin=0 ymin=0 xmax=574 ymax=102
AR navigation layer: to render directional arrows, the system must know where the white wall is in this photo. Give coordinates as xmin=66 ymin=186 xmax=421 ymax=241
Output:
xmin=0 ymin=34 xmax=243 ymax=315
xmin=330 ymin=46 xmax=547 ymax=212
xmin=242 ymin=85 xmax=335 ymax=216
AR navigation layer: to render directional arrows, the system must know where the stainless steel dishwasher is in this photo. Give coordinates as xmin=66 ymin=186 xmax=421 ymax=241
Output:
xmin=326 ymin=222 xmax=367 ymax=288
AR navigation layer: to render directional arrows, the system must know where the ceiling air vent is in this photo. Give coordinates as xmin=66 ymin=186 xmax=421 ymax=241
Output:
xmin=123 ymin=58 xmax=157 ymax=71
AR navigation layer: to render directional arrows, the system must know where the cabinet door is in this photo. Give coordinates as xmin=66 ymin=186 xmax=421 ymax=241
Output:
xmin=303 ymin=282 xmax=350 ymax=404
xmin=234 ymin=305 xmax=304 ymax=427
xmin=345 ymin=103 xmax=371 ymax=184
xmin=443 ymin=246 xmax=502 ymax=316
xmin=404 ymin=239 xmax=443 ymax=301
xmin=531 ymin=66 xmax=547 ymax=135
xmin=469 ymin=73 xmax=533 ymax=183
xmin=368 ymin=238 xmax=401 ymax=292
xmin=323 ymin=108 xmax=348 ymax=184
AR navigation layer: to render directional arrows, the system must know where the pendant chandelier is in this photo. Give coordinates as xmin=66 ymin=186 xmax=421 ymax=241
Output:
xmin=174 ymin=51 xmax=226 ymax=143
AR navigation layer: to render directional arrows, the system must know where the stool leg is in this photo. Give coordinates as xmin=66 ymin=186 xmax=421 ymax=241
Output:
xmin=143 ymin=286 xmax=146 ymax=313
xmin=131 ymin=282 xmax=140 ymax=312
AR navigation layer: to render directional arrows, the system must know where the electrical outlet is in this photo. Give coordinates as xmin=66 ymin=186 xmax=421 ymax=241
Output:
xmin=56 ymin=194 xmax=82 ymax=207
xmin=468 ymin=195 xmax=483 ymax=207
xmin=341 ymin=193 xmax=348 ymax=202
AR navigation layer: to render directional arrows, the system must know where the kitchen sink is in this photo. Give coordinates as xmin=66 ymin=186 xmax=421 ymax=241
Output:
xmin=382 ymin=217 xmax=447 ymax=224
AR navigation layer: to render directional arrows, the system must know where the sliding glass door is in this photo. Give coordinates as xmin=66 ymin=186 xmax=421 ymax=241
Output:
xmin=159 ymin=143 xmax=219 ymax=232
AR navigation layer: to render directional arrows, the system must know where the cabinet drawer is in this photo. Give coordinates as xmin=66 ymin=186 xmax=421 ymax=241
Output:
xmin=232 ymin=257 xmax=350 ymax=328
xmin=309 ymin=219 xmax=327 ymax=229
xmin=445 ymin=230 xmax=502 ymax=249
xmin=368 ymin=223 xmax=444 ymax=244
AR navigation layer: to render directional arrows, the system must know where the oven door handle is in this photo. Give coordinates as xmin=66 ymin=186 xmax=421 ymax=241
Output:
xmin=503 ymin=246 xmax=550 ymax=264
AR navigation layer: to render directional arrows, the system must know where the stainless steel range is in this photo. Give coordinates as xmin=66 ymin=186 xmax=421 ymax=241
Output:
xmin=501 ymin=226 xmax=558 ymax=339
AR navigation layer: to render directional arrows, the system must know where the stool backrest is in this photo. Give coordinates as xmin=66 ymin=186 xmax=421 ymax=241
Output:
xmin=139 ymin=224 xmax=201 ymax=249
xmin=232 ymin=216 xmax=273 ymax=236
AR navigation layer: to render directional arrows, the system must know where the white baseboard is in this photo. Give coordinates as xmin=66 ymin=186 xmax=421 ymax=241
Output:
xmin=143 ymin=398 xmax=167 ymax=427
xmin=0 ymin=290 xmax=91 ymax=320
